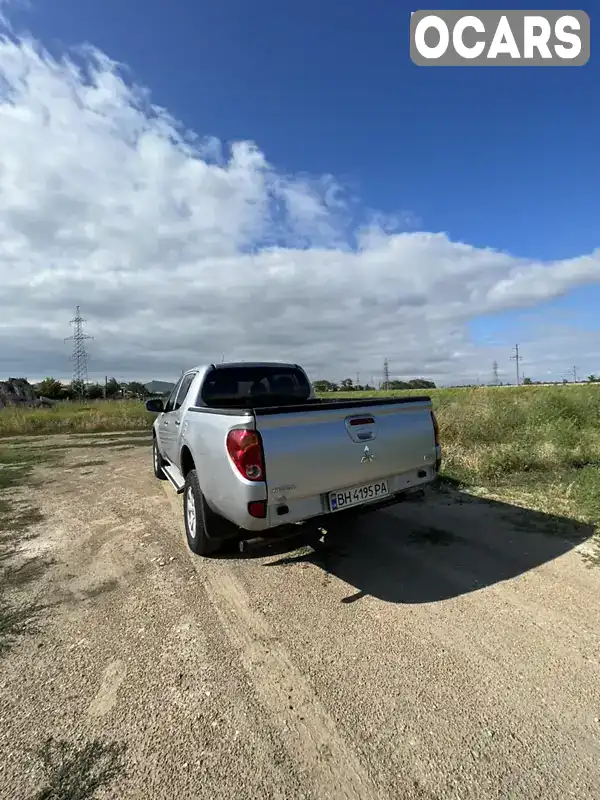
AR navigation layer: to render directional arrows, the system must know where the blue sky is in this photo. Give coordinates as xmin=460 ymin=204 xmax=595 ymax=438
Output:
xmin=16 ymin=0 xmax=598 ymax=256
xmin=1 ymin=0 xmax=598 ymax=383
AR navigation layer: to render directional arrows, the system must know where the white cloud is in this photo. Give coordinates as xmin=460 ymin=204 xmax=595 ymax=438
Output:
xmin=0 ymin=31 xmax=599 ymax=386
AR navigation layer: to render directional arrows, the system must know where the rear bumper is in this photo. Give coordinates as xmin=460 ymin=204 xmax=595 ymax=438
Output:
xmin=240 ymin=483 xmax=432 ymax=542
xmin=230 ymin=470 xmax=438 ymax=536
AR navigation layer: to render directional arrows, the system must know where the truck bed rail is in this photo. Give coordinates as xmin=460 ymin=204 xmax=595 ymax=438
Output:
xmin=253 ymin=396 xmax=431 ymax=416
xmin=188 ymin=395 xmax=432 ymax=416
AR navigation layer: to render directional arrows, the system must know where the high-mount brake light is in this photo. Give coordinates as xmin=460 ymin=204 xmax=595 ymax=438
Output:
xmin=226 ymin=429 xmax=265 ymax=482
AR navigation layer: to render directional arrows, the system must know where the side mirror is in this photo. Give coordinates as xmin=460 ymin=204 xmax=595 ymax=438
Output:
xmin=145 ymin=398 xmax=164 ymax=413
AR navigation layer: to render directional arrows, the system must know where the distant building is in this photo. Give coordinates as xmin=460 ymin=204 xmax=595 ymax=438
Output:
xmin=144 ymin=380 xmax=176 ymax=395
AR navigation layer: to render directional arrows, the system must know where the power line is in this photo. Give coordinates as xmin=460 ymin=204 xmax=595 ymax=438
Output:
xmin=65 ymin=306 xmax=93 ymax=396
xmin=510 ymin=344 xmax=522 ymax=386
xmin=567 ymin=365 xmax=579 ymax=383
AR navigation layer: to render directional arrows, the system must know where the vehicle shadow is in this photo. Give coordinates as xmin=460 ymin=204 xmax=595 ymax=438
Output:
xmin=238 ymin=486 xmax=596 ymax=604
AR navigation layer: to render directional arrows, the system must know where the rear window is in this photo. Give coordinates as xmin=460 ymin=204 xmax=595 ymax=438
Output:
xmin=200 ymin=366 xmax=312 ymax=408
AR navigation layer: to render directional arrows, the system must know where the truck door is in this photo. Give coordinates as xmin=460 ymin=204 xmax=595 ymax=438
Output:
xmin=157 ymin=378 xmax=182 ymax=460
xmin=163 ymin=371 xmax=197 ymax=465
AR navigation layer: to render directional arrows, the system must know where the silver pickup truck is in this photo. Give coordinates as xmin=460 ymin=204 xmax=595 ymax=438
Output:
xmin=146 ymin=362 xmax=441 ymax=556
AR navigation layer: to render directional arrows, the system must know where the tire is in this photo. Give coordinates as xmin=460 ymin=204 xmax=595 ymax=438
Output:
xmin=153 ymin=436 xmax=167 ymax=480
xmin=183 ymin=469 xmax=224 ymax=557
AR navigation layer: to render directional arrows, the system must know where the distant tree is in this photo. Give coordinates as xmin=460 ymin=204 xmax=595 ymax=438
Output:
xmin=313 ymin=380 xmax=334 ymax=393
xmin=389 ymin=380 xmax=409 ymax=390
xmin=385 ymin=378 xmax=436 ymax=390
xmin=87 ymin=383 xmax=104 ymax=399
xmin=340 ymin=378 xmax=354 ymax=390
xmin=105 ymin=377 xmax=121 ymax=397
xmin=126 ymin=381 xmax=149 ymax=399
xmin=587 ymin=374 xmax=598 ymax=383
xmin=68 ymin=380 xmax=87 ymax=399
xmin=36 ymin=377 xmax=64 ymax=399
xmin=523 ymin=377 xmax=533 ymax=385
xmin=408 ymin=378 xmax=437 ymax=389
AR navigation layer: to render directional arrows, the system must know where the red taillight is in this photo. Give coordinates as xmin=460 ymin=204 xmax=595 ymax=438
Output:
xmin=226 ymin=429 xmax=265 ymax=482
xmin=431 ymin=411 xmax=439 ymax=446
xmin=248 ymin=500 xmax=267 ymax=519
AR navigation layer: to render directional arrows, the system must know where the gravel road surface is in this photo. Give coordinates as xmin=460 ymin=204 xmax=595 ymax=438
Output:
xmin=1 ymin=435 xmax=599 ymax=799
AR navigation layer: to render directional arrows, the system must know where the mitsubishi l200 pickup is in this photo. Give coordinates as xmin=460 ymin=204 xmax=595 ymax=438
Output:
xmin=146 ymin=362 xmax=441 ymax=556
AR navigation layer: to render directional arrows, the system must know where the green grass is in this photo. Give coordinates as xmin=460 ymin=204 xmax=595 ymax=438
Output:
xmin=0 ymin=400 xmax=155 ymax=438
xmin=430 ymin=385 xmax=600 ymax=557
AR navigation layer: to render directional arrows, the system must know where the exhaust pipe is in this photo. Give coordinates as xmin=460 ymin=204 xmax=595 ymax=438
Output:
xmin=238 ymin=536 xmax=265 ymax=554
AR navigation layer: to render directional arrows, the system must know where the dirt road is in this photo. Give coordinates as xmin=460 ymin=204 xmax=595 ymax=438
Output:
xmin=1 ymin=435 xmax=599 ymax=799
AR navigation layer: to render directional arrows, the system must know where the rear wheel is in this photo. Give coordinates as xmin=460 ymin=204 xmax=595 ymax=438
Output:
xmin=183 ymin=469 xmax=226 ymax=556
xmin=153 ymin=436 xmax=167 ymax=480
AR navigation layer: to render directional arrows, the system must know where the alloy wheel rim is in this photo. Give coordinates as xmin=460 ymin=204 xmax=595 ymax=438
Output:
xmin=186 ymin=486 xmax=197 ymax=539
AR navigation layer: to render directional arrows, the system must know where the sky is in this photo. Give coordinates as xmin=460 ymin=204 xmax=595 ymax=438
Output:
xmin=0 ymin=0 xmax=598 ymax=386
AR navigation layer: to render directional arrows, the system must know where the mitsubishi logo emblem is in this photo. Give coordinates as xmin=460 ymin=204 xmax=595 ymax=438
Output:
xmin=361 ymin=445 xmax=375 ymax=463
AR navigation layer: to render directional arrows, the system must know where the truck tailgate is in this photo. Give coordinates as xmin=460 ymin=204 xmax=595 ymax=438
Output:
xmin=255 ymin=399 xmax=436 ymax=501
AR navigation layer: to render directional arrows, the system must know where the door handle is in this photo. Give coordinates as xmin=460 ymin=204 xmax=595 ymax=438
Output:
xmin=175 ymin=420 xmax=181 ymax=426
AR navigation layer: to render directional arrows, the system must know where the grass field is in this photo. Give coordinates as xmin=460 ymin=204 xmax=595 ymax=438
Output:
xmin=1 ymin=385 xmax=599 ymax=546
xmin=0 ymin=400 xmax=155 ymax=438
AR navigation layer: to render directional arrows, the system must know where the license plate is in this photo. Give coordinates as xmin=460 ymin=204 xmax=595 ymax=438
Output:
xmin=328 ymin=480 xmax=389 ymax=512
